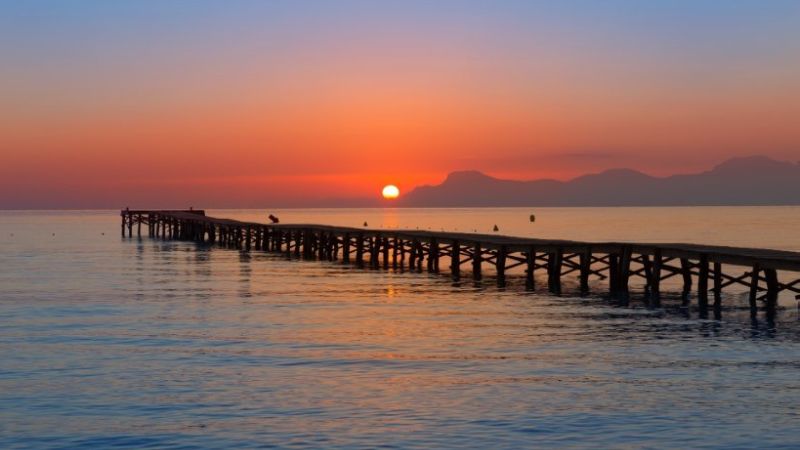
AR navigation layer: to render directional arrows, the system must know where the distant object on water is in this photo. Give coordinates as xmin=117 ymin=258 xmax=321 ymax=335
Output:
xmin=363 ymin=221 xmax=368 ymax=227
xmin=529 ymin=214 xmax=536 ymax=222
xmin=493 ymin=224 xmax=499 ymax=232
xmin=268 ymin=214 xmax=280 ymax=224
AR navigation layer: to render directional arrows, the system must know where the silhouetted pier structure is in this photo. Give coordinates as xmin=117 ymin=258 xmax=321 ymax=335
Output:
xmin=122 ymin=209 xmax=800 ymax=320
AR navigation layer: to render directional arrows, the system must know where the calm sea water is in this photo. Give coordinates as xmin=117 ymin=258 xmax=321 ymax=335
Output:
xmin=1 ymin=207 xmax=799 ymax=449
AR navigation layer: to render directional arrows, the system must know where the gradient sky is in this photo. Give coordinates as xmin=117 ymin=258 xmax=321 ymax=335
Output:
xmin=2 ymin=0 xmax=799 ymax=208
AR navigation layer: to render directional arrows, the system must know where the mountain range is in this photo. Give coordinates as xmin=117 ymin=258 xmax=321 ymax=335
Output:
xmin=398 ymin=156 xmax=800 ymax=207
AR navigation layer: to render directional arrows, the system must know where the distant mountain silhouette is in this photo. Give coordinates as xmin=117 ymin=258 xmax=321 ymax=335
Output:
xmin=400 ymin=156 xmax=800 ymax=207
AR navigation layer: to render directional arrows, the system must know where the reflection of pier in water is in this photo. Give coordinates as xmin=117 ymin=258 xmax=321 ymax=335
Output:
xmin=121 ymin=210 xmax=800 ymax=320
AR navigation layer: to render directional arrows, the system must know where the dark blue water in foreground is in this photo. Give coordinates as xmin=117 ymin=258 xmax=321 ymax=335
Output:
xmin=1 ymin=210 xmax=799 ymax=449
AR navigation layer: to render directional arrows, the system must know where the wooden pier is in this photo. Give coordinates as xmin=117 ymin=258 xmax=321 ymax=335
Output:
xmin=121 ymin=209 xmax=800 ymax=320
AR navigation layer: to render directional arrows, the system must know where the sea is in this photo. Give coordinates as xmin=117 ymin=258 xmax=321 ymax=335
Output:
xmin=1 ymin=207 xmax=799 ymax=449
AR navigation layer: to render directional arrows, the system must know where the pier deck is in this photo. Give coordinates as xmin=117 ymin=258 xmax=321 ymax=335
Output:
xmin=121 ymin=209 xmax=800 ymax=320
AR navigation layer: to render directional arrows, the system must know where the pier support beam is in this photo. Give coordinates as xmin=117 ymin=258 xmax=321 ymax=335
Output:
xmin=608 ymin=253 xmax=619 ymax=297
xmin=525 ymin=247 xmax=536 ymax=291
xmin=765 ymin=268 xmax=779 ymax=321
xmin=650 ymin=250 xmax=662 ymax=307
xmin=713 ymin=262 xmax=722 ymax=319
xmin=472 ymin=243 xmax=482 ymax=280
xmin=697 ymin=255 xmax=709 ymax=318
xmin=618 ymin=247 xmax=631 ymax=303
xmin=342 ymin=234 xmax=351 ymax=263
xmin=355 ymin=234 xmax=365 ymax=267
xmin=749 ymin=264 xmax=761 ymax=318
xmin=496 ymin=246 xmax=507 ymax=288
xmin=451 ymin=241 xmax=461 ymax=280
xmin=547 ymin=249 xmax=562 ymax=295
xmin=579 ymin=249 xmax=590 ymax=294
xmin=680 ymin=258 xmax=693 ymax=303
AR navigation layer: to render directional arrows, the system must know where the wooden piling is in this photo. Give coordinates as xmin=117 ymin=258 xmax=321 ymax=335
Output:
xmin=748 ymin=264 xmax=761 ymax=318
xmin=680 ymin=258 xmax=692 ymax=302
xmin=496 ymin=246 xmax=507 ymax=287
xmin=579 ymin=248 xmax=590 ymax=294
xmin=472 ymin=243 xmax=482 ymax=280
xmin=525 ymin=247 xmax=536 ymax=291
xmin=697 ymin=254 xmax=709 ymax=317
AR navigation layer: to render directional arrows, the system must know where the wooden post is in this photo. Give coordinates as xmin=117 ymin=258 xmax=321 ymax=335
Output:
xmin=326 ymin=231 xmax=333 ymax=259
xmin=579 ymin=248 xmax=590 ymax=294
xmin=137 ymin=214 xmax=142 ymax=236
xmin=451 ymin=240 xmax=461 ymax=280
xmin=294 ymin=230 xmax=301 ymax=257
xmin=121 ymin=214 xmax=126 ymax=237
xmin=651 ymin=249 xmax=662 ymax=306
xmin=343 ymin=233 xmax=351 ymax=263
xmin=548 ymin=249 xmax=562 ymax=295
xmin=609 ymin=253 xmax=619 ymax=296
xmin=472 ymin=243 xmax=482 ymax=280
xmin=245 ymin=226 xmax=252 ymax=252
xmin=641 ymin=254 xmax=652 ymax=295
xmin=318 ymin=231 xmax=327 ymax=260
xmin=355 ymin=233 xmax=364 ymax=266
xmin=302 ymin=230 xmax=311 ymax=259
xmin=370 ymin=236 xmax=380 ymax=269
xmin=748 ymin=264 xmax=760 ymax=318
xmin=416 ymin=240 xmax=424 ymax=272
xmin=391 ymin=236 xmax=398 ymax=268
xmin=697 ymin=254 xmax=709 ymax=318
xmin=496 ymin=246 xmax=507 ymax=287
xmin=680 ymin=258 xmax=692 ymax=302
xmin=382 ymin=236 xmax=390 ymax=269
xmin=618 ymin=247 xmax=631 ymax=302
xmin=713 ymin=262 xmax=722 ymax=319
xmin=765 ymin=268 xmax=779 ymax=320
xmin=427 ymin=239 xmax=436 ymax=273
xmin=409 ymin=239 xmax=417 ymax=270
xmin=525 ymin=247 xmax=535 ymax=291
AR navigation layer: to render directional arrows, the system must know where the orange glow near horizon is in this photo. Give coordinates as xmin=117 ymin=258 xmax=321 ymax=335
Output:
xmin=1 ymin=2 xmax=799 ymax=209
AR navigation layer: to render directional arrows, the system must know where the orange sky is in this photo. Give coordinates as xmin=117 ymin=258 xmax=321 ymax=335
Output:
xmin=1 ymin=1 xmax=799 ymax=208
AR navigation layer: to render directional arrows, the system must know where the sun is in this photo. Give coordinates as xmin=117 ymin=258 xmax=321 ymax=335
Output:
xmin=382 ymin=184 xmax=400 ymax=200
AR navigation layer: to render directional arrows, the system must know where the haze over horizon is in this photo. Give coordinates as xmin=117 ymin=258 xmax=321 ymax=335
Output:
xmin=2 ymin=1 xmax=800 ymax=208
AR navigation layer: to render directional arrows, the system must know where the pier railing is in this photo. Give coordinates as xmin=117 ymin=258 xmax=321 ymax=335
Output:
xmin=121 ymin=209 xmax=800 ymax=320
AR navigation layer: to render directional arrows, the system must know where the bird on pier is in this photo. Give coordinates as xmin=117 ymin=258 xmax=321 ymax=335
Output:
xmin=268 ymin=214 xmax=280 ymax=224
xmin=363 ymin=221 xmax=368 ymax=227
xmin=493 ymin=224 xmax=499 ymax=232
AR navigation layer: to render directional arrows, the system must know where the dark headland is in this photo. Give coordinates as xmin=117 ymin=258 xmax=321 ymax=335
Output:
xmin=399 ymin=156 xmax=800 ymax=207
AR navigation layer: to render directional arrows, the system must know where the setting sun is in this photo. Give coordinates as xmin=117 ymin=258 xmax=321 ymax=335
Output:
xmin=382 ymin=185 xmax=400 ymax=199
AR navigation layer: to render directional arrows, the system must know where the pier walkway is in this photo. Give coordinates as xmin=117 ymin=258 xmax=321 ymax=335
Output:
xmin=121 ymin=209 xmax=800 ymax=320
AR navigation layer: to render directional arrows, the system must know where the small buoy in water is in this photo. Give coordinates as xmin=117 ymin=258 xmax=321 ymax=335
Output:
xmin=529 ymin=214 xmax=536 ymax=223
xmin=101 ymin=232 xmax=105 ymax=235
xmin=493 ymin=224 xmax=499 ymax=232
xmin=363 ymin=221 xmax=368 ymax=227
xmin=52 ymin=233 xmax=55 ymax=236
